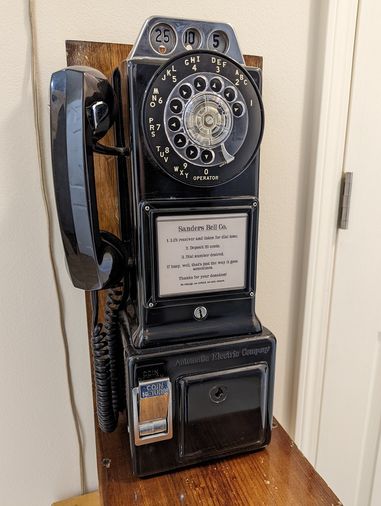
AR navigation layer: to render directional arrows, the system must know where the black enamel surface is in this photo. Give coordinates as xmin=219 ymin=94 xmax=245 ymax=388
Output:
xmin=50 ymin=67 xmax=123 ymax=290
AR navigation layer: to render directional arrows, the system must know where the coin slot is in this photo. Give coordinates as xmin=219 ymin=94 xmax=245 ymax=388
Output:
xmin=207 ymin=30 xmax=229 ymax=53
xmin=132 ymin=378 xmax=173 ymax=446
xmin=149 ymin=23 xmax=177 ymax=55
xmin=183 ymin=27 xmax=202 ymax=50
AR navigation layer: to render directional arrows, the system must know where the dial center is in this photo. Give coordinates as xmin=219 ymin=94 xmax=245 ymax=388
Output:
xmin=184 ymin=92 xmax=232 ymax=148
xmin=203 ymin=114 xmax=215 ymax=127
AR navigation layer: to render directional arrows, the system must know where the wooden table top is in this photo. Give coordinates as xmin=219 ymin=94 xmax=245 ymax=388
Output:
xmin=54 ymin=417 xmax=340 ymax=506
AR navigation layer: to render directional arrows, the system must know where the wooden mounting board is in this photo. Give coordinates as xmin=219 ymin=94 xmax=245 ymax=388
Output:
xmin=65 ymin=40 xmax=340 ymax=506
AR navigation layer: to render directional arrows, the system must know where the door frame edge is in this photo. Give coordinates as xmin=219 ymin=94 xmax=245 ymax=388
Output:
xmin=294 ymin=0 xmax=359 ymax=464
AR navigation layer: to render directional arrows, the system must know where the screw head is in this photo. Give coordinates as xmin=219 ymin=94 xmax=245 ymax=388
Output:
xmin=148 ymin=302 xmax=154 ymax=308
xmin=249 ymin=291 xmax=254 ymax=297
xmin=101 ymin=458 xmax=111 ymax=469
xmin=144 ymin=205 xmax=150 ymax=212
xmin=252 ymin=201 xmax=258 ymax=208
xmin=193 ymin=306 xmax=208 ymax=321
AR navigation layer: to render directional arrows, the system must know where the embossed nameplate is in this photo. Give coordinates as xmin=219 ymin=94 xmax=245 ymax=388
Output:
xmin=156 ymin=213 xmax=248 ymax=297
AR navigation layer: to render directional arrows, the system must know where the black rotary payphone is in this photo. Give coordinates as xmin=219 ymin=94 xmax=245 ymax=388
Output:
xmin=50 ymin=17 xmax=276 ymax=477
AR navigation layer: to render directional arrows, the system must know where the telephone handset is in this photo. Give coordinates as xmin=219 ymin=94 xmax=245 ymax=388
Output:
xmin=50 ymin=17 xmax=276 ymax=476
xmin=50 ymin=67 xmax=126 ymax=290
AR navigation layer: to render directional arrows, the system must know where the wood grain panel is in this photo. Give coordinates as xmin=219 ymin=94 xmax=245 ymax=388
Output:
xmin=65 ymin=40 xmax=339 ymax=506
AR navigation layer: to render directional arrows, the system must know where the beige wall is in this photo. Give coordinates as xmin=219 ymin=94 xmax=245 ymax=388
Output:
xmin=0 ymin=0 xmax=325 ymax=504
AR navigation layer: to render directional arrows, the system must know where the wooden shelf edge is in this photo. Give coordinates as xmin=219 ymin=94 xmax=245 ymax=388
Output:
xmin=52 ymin=491 xmax=100 ymax=506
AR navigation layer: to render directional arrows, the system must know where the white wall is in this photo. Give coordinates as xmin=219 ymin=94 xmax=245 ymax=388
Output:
xmin=0 ymin=1 xmax=94 ymax=505
xmin=0 ymin=1 xmax=325 ymax=504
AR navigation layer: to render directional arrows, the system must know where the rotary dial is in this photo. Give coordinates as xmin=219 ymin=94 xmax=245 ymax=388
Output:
xmin=143 ymin=51 xmax=263 ymax=186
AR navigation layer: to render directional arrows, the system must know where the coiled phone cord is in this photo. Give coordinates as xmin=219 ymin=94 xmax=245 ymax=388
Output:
xmin=91 ymin=286 xmax=124 ymax=433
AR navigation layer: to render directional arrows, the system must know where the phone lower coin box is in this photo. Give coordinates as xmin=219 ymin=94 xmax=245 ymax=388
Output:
xmin=122 ymin=319 xmax=276 ymax=477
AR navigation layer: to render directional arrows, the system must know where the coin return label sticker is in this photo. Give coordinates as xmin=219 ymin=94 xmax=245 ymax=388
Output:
xmin=156 ymin=213 xmax=248 ymax=297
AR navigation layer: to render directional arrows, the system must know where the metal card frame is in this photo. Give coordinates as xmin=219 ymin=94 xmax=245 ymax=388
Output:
xmin=140 ymin=197 xmax=259 ymax=309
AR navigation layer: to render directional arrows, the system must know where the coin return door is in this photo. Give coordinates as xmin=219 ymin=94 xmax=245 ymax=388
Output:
xmin=132 ymin=378 xmax=173 ymax=445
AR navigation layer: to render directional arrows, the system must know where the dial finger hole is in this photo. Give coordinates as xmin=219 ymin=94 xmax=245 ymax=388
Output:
xmin=232 ymin=102 xmax=245 ymax=117
xmin=169 ymin=98 xmax=183 ymax=114
xmin=185 ymin=145 xmax=199 ymax=160
xmin=209 ymin=77 xmax=223 ymax=93
xmin=194 ymin=76 xmax=207 ymax=92
xmin=174 ymin=133 xmax=187 ymax=148
xmin=168 ymin=117 xmax=181 ymax=132
xmin=224 ymin=87 xmax=236 ymax=102
xmin=200 ymin=149 xmax=214 ymax=164
xmin=179 ymin=84 xmax=193 ymax=100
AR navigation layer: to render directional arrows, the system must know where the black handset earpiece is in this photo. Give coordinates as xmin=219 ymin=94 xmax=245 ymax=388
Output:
xmin=50 ymin=66 xmax=127 ymax=290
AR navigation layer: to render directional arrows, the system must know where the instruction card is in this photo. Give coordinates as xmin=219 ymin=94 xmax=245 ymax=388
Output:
xmin=156 ymin=213 xmax=248 ymax=297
